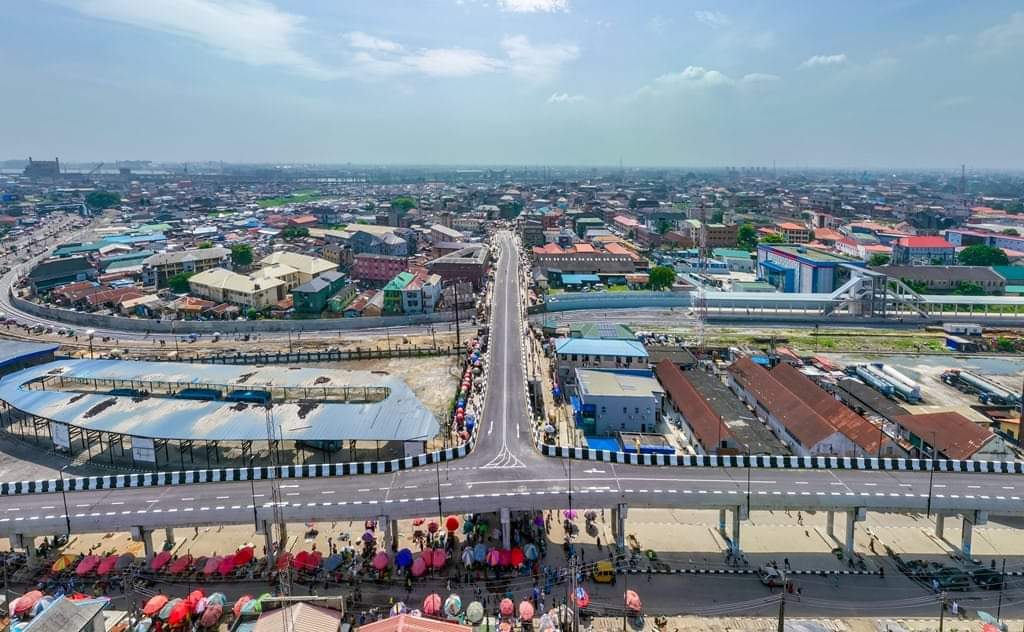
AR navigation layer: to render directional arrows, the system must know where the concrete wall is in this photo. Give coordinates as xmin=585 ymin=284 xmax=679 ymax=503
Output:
xmin=10 ymin=293 xmax=461 ymax=334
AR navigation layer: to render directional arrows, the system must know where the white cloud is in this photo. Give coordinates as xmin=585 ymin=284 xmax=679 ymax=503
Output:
xmin=497 ymin=0 xmax=568 ymax=13
xmin=977 ymin=12 xmax=1024 ymax=53
xmin=800 ymin=53 xmax=848 ymax=68
xmin=740 ymin=73 xmax=780 ymax=84
xmin=344 ymin=31 xmax=402 ymax=53
xmin=501 ymin=35 xmax=579 ymax=79
xmin=547 ymin=92 xmax=585 ymax=103
xmin=694 ymin=10 xmax=730 ymax=29
xmin=403 ymin=48 xmax=503 ymax=77
xmin=656 ymin=65 xmax=734 ymax=87
xmin=67 ymin=0 xmax=336 ymax=79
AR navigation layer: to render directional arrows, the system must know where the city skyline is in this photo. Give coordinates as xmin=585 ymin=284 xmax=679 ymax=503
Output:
xmin=3 ymin=1 xmax=1024 ymax=168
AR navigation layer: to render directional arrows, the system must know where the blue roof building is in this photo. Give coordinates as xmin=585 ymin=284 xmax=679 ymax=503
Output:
xmin=553 ymin=338 xmax=649 ymax=385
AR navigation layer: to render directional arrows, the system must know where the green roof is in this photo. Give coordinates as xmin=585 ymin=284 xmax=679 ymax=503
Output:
xmin=569 ymin=322 xmax=635 ymax=340
xmin=1005 ymin=285 xmax=1024 ymax=295
xmin=713 ymin=248 xmax=753 ymax=259
xmin=761 ymin=244 xmax=856 ymax=263
xmin=993 ymin=266 xmax=1024 ymax=282
xmin=383 ymin=271 xmax=415 ymax=291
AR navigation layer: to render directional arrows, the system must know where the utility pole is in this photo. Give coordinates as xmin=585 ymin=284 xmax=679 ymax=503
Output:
xmin=776 ymin=592 xmax=785 ymax=632
xmin=452 ymin=281 xmax=462 ymax=347
xmin=938 ymin=592 xmax=946 ymax=632
xmin=997 ymin=557 xmax=1006 ymax=621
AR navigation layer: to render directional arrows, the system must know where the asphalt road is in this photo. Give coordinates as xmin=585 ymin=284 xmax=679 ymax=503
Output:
xmin=1 ymin=230 xmax=1023 ymax=540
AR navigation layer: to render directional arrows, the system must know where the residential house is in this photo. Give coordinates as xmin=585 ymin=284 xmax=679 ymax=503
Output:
xmin=553 ymin=338 xmax=649 ymax=385
xmin=891 ymin=236 xmax=956 ymax=265
xmin=258 ymin=251 xmax=337 ymax=285
xmin=141 ymin=247 xmax=231 ymax=288
xmin=574 ymin=368 xmax=664 ymax=435
xmin=188 ymin=267 xmax=286 ymax=310
xmin=383 ymin=271 xmax=416 ymax=315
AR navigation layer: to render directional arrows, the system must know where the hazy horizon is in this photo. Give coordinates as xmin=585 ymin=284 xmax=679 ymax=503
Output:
xmin=4 ymin=1 xmax=1024 ymax=169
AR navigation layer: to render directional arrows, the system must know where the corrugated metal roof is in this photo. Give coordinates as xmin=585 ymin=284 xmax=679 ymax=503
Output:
xmin=0 ymin=360 xmax=438 ymax=442
xmin=554 ymin=338 xmax=647 ymax=357
xmin=0 ymin=341 xmax=59 ymax=369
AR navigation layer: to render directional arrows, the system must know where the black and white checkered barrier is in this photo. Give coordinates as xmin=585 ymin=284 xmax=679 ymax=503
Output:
xmin=619 ymin=567 xmax=881 ymax=576
xmin=0 ymin=427 xmax=479 ymax=498
xmin=539 ymin=444 xmax=1024 ymax=474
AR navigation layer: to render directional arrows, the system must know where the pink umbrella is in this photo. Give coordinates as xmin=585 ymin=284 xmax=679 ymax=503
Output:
xmin=372 ymin=551 xmax=389 ymax=570
xmin=200 ymin=603 xmax=223 ymax=628
xmin=563 ymin=509 xmax=577 ymax=520
xmin=499 ymin=549 xmax=512 ymax=567
xmin=76 ymin=555 xmax=101 ymax=576
xmin=428 ymin=521 xmax=439 ymax=534
xmin=625 ymin=590 xmax=642 ymax=612
xmin=432 ymin=548 xmax=446 ymax=568
xmin=96 ymin=554 xmax=119 ymax=576
xmin=519 ymin=601 xmax=534 ymax=621
xmin=422 ymin=593 xmax=442 ymax=616
xmin=499 ymin=598 xmax=514 ymax=617
xmin=423 ymin=551 xmax=435 ymax=569
xmin=217 ymin=556 xmax=236 ymax=576
xmin=203 ymin=556 xmax=221 ymax=576
xmin=150 ymin=550 xmax=172 ymax=572
xmin=411 ymin=557 xmax=427 ymax=577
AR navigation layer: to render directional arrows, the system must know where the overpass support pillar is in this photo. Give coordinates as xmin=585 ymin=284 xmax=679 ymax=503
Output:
xmin=612 ymin=504 xmax=628 ymax=551
xmin=961 ymin=511 xmax=987 ymax=560
xmin=258 ymin=520 xmax=274 ymax=565
xmin=718 ymin=509 xmax=727 ymax=536
xmin=13 ymin=534 xmax=36 ymax=560
xmin=934 ymin=514 xmax=945 ymax=540
xmin=164 ymin=527 xmax=175 ymax=546
xmin=131 ymin=526 xmax=155 ymax=561
xmin=826 ymin=511 xmax=835 ymax=539
xmin=390 ymin=519 xmax=400 ymax=552
xmin=728 ymin=506 xmax=748 ymax=555
xmin=845 ymin=508 xmax=866 ymax=557
xmin=500 ymin=508 xmax=511 ymax=550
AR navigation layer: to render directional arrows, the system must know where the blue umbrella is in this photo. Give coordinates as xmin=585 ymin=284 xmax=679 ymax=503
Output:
xmin=473 ymin=543 xmax=488 ymax=563
xmin=466 ymin=419 xmax=476 ymax=432
xmin=395 ymin=549 xmax=414 ymax=568
xmin=524 ymin=543 xmax=539 ymax=561
xmin=323 ymin=554 xmax=344 ymax=572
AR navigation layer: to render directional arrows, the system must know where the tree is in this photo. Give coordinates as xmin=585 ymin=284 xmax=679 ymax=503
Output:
xmin=952 ymin=282 xmax=985 ymax=296
xmin=245 ymin=308 xmax=262 ymax=320
xmin=655 ymin=219 xmax=672 ymax=235
xmin=958 ymin=244 xmax=1009 ymax=267
xmin=1001 ymin=228 xmax=1019 ymax=236
xmin=759 ymin=232 xmax=785 ymax=244
xmin=902 ymin=278 xmax=929 ymax=294
xmin=391 ymin=196 xmax=416 ymax=212
xmin=230 ymin=243 xmax=253 ymax=267
xmin=737 ymin=223 xmax=758 ymax=251
xmin=84 ymin=190 xmax=120 ymax=210
xmin=647 ymin=265 xmax=677 ymax=290
xmin=167 ymin=272 xmax=194 ymax=293
xmin=281 ymin=226 xmax=309 ymax=240
xmin=710 ymin=210 xmax=724 ymax=224
xmin=197 ymin=241 xmax=213 ymax=249
xmin=868 ymin=253 xmax=891 ymax=267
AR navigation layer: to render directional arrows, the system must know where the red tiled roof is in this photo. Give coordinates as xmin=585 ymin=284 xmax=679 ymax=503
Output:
xmin=728 ymin=357 xmax=837 ymax=449
xmin=573 ymin=243 xmax=597 ymax=254
xmin=360 ymin=614 xmax=471 ymax=632
xmin=769 ymin=362 xmax=882 ymax=454
xmin=777 ymin=222 xmax=807 ymax=231
xmin=814 ymin=228 xmax=844 ymax=242
xmin=655 ymin=360 xmax=733 ymax=450
xmin=897 ymin=236 xmax=953 ymax=248
xmin=604 ymin=242 xmax=630 ymax=256
xmin=893 ymin=412 xmax=994 ymax=460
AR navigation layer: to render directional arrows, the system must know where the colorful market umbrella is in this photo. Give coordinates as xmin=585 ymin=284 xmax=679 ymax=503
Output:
xmin=159 ymin=598 xmax=182 ymax=621
xmin=150 ymin=551 xmax=172 ymax=572
xmin=306 ymin=551 xmax=322 ymax=571
xmin=275 ymin=553 xmax=292 ymax=571
xmin=466 ymin=601 xmax=485 ymax=624
xmin=50 ymin=554 xmax=76 ymax=573
xmin=510 ymin=548 xmax=525 ymax=567
xmin=625 ymin=590 xmax=642 ymax=612
xmin=445 ymin=516 xmax=460 ymax=532
xmin=168 ymin=600 xmax=191 ymax=627
xmin=168 ymin=555 xmax=193 ymax=575
xmin=575 ymin=587 xmax=589 ymax=609
xmin=428 ymin=521 xmax=439 ymax=534
xmin=412 ymin=518 xmax=426 ymax=526
xmin=499 ymin=598 xmax=514 ymax=617
xmin=395 ymin=549 xmax=413 ymax=568
xmin=13 ymin=591 xmax=42 ymax=616
xmin=233 ymin=546 xmax=254 ymax=566
xmin=390 ymin=602 xmax=407 ymax=616
xmin=372 ymin=551 xmax=389 ymax=570
xmin=207 ymin=593 xmax=227 ymax=607
xmin=486 ymin=549 xmax=501 ymax=566
xmin=444 ymin=594 xmax=462 ymax=618
xmin=411 ymin=557 xmax=427 ymax=577
xmin=142 ymin=595 xmax=168 ymax=617
xmin=422 ymin=593 xmax=442 ymax=616
xmin=423 ymin=551 xmax=435 ymax=569
xmin=563 ymin=509 xmax=577 ymax=521
xmin=499 ymin=549 xmax=512 ymax=567
xmin=134 ymin=617 xmax=154 ymax=632
xmin=292 ymin=551 xmax=310 ymax=570
xmin=185 ymin=590 xmax=205 ymax=611
xmin=518 ymin=601 xmax=534 ymax=621
xmin=361 ymin=531 xmax=375 ymax=543
xmin=96 ymin=554 xmax=119 ymax=576
xmin=461 ymin=547 xmax=474 ymax=567
xmin=116 ymin=553 xmax=135 ymax=570
xmin=200 ymin=603 xmax=223 ymax=628
xmin=76 ymin=554 xmax=101 ymax=576
xmin=323 ymin=554 xmax=344 ymax=572
xmin=232 ymin=596 xmax=253 ymax=618
xmin=524 ymin=543 xmax=539 ymax=561
xmin=203 ymin=557 xmax=221 ymax=576
xmin=217 ymin=556 xmax=236 ymax=576
xmin=473 ymin=543 xmax=488 ymax=563
xmin=432 ymin=548 xmax=447 ymax=568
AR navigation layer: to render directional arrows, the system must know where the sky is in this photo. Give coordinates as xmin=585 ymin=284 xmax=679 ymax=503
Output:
xmin=3 ymin=0 xmax=1024 ymax=169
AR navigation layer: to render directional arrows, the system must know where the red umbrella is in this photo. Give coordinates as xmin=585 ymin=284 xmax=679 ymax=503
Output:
xmin=625 ymin=590 xmax=642 ymax=612
xmin=412 ymin=518 xmax=426 ymax=526
xmin=200 ymin=603 xmax=223 ymax=628
xmin=233 ymin=546 xmax=254 ymax=566
xmin=422 ymin=593 xmax=442 ymax=616
xmin=150 ymin=550 xmax=172 ymax=572
xmin=372 ymin=551 xmax=389 ymax=570
xmin=445 ymin=516 xmax=460 ymax=532
xmin=519 ymin=601 xmax=534 ymax=621
xmin=292 ymin=551 xmax=310 ymax=570
xmin=168 ymin=555 xmax=193 ymax=575
xmin=411 ymin=557 xmax=427 ymax=577
xmin=203 ymin=556 xmax=221 ymax=576
xmin=432 ymin=548 xmax=447 ymax=568
xmin=428 ymin=521 xmax=439 ymax=533
xmin=233 ymin=595 xmax=253 ymax=618
xmin=217 ymin=556 xmax=236 ymax=576
xmin=67 ymin=593 xmax=91 ymax=602
xmin=185 ymin=589 xmax=205 ymax=611
xmin=308 ymin=551 xmax=322 ymax=570
xmin=499 ymin=549 xmax=512 ymax=567
xmin=168 ymin=600 xmax=191 ymax=627
xmin=510 ymin=548 xmax=525 ymax=567
xmin=499 ymin=598 xmax=514 ymax=617
xmin=96 ymin=554 xmax=119 ymax=576
xmin=275 ymin=553 xmax=292 ymax=571
xmin=143 ymin=595 xmax=168 ymax=617
xmin=76 ymin=554 xmax=101 ymax=576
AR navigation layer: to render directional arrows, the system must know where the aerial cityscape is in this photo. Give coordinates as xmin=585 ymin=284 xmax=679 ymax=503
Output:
xmin=1 ymin=2 xmax=1024 ymax=632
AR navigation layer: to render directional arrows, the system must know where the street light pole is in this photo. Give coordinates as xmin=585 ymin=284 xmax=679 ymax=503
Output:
xmin=58 ymin=465 xmax=71 ymax=537
xmin=926 ymin=432 xmax=937 ymax=517
xmin=249 ymin=455 xmax=258 ymax=531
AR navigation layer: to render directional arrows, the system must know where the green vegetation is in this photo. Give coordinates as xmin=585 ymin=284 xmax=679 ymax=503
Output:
xmin=256 ymin=191 xmax=323 ymax=208
xmin=759 ymin=232 xmax=785 ymax=244
xmin=167 ymin=272 xmax=195 ymax=293
xmin=655 ymin=219 xmax=672 ymax=235
xmin=951 ymin=282 xmax=985 ymax=296
xmin=85 ymin=190 xmax=120 ymax=210
xmin=958 ymin=244 xmax=1009 ymax=266
xmin=647 ymin=265 xmax=677 ymax=290
xmin=737 ymin=223 xmax=758 ymax=251
xmin=281 ymin=226 xmax=310 ymax=240
xmin=606 ymin=284 xmax=630 ymax=292
xmin=197 ymin=241 xmax=213 ymax=249
xmin=1001 ymin=228 xmax=1020 ymax=236
xmin=230 ymin=243 xmax=253 ymax=267
xmin=868 ymin=253 xmax=891 ymax=267
xmin=391 ymin=196 xmax=416 ymax=212
xmin=245 ymin=308 xmax=262 ymax=320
